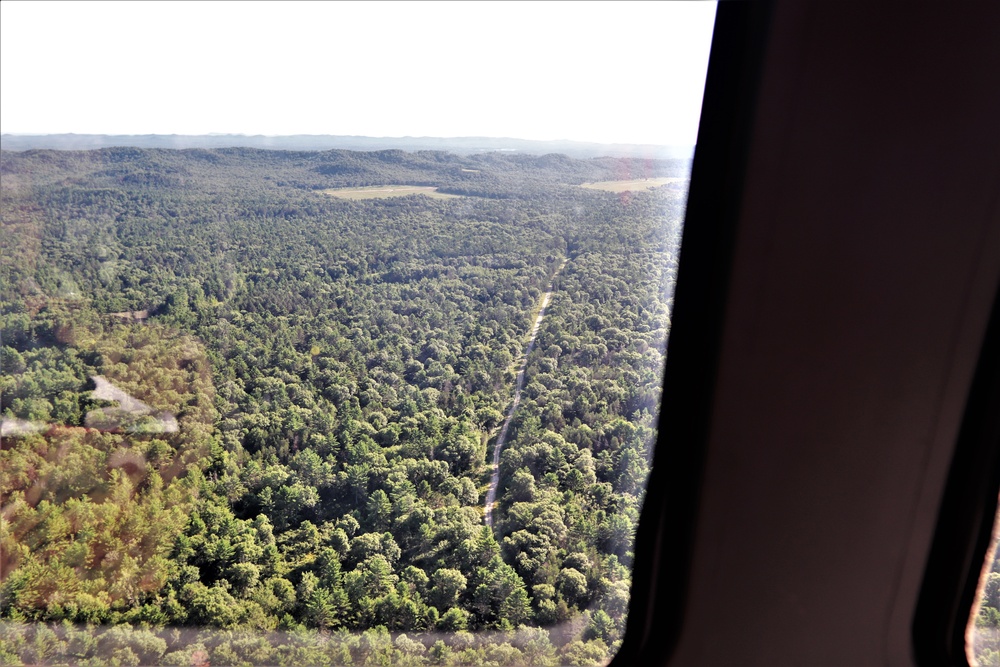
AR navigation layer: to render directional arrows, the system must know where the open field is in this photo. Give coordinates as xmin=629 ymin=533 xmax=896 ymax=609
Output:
xmin=579 ymin=176 xmax=687 ymax=192
xmin=319 ymin=185 xmax=462 ymax=200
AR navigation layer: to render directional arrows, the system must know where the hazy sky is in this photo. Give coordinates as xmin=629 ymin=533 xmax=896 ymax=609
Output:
xmin=1 ymin=1 xmax=716 ymax=145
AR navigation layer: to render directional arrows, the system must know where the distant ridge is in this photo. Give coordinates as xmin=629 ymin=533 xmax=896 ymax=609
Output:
xmin=0 ymin=133 xmax=693 ymax=159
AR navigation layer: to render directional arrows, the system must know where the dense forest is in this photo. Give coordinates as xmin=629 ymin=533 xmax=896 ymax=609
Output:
xmin=0 ymin=147 xmax=686 ymax=665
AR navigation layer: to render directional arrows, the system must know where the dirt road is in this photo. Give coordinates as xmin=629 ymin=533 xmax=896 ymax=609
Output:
xmin=484 ymin=259 xmax=567 ymax=528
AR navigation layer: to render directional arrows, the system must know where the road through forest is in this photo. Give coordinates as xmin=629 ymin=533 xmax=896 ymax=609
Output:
xmin=484 ymin=259 xmax=567 ymax=529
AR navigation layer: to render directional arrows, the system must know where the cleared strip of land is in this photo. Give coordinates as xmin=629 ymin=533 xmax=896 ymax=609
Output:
xmin=579 ymin=176 xmax=687 ymax=192
xmin=319 ymin=185 xmax=461 ymax=200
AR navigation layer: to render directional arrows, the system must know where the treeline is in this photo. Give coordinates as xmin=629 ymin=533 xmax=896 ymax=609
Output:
xmin=0 ymin=148 xmax=684 ymax=665
xmin=1 ymin=146 xmax=687 ymax=197
xmin=0 ymin=622 xmax=613 ymax=666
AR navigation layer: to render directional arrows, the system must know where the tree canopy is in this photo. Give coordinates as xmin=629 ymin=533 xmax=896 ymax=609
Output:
xmin=0 ymin=147 xmax=686 ymax=665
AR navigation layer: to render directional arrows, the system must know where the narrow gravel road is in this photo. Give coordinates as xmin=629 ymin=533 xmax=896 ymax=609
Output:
xmin=484 ymin=260 xmax=567 ymax=529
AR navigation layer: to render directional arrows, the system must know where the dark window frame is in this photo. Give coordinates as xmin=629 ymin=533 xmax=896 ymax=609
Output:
xmin=612 ymin=2 xmax=1000 ymax=665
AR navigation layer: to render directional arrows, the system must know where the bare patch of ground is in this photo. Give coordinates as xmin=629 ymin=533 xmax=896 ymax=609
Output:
xmin=579 ymin=177 xmax=687 ymax=192
xmin=319 ymin=185 xmax=462 ymax=200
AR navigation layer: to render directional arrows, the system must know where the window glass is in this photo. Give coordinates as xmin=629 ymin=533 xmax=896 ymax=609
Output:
xmin=0 ymin=2 xmax=716 ymax=665
xmin=970 ymin=508 xmax=1000 ymax=666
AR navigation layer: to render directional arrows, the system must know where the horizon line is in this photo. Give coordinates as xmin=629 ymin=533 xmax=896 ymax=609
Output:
xmin=0 ymin=132 xmax=694 ymax=148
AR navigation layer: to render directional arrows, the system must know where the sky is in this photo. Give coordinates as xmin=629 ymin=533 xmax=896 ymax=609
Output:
xmin=0 ymin=1 xmax=716 ymax=146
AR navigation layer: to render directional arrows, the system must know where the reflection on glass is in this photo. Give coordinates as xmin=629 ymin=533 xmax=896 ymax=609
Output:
xmin=970 ymin=508 xmax=1000 ymax=666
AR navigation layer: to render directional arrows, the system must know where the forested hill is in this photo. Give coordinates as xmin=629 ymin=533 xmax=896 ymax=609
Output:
xmin=0 ymin=148 xmax=685 ymax=666
xmin=0 ymin=134 xmax=694 ymax=159
xmin=1 ymin=146 xmax=687 ymax=197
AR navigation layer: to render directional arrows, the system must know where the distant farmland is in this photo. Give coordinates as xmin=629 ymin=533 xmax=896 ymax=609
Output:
xmin=319 ymin=185 xmax=462 ymax=200
xmin=580 ymin=176 xmax=687 ymax=192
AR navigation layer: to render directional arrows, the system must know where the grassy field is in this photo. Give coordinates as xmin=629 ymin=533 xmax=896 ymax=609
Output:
xmin=579 ymin=177 xmax=687 ymax=192
xmin=319 ymin=185 xmax=462 ymax=200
